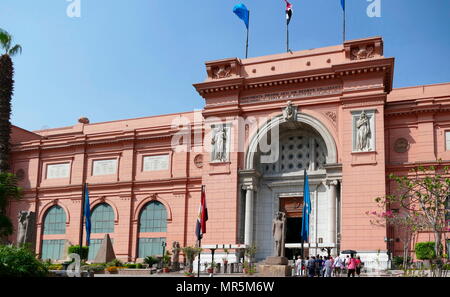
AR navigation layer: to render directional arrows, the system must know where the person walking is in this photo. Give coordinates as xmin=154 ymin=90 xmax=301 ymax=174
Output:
xmin=355 ymin=256 xmax=362 ymax=277
xmin=307 ymin=256 xmax=316 ymax=277
xmin=324 ymin=256 xmax=333 ymax=277
xmin=333 ymin=256 xmax=344 ymax=277
xmin=347 ymin=255 xmax=357 ymax=277
xmin=295 ymin=256 xmax=303 ymax=276
xmin=315 ymin=255 xmax=321 ymax=277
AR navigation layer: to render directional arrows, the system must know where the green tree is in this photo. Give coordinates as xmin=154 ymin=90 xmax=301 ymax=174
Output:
xmin=0 ymin=29 xmax=22 ymax=173
xmin=0 ymin=172 xmax=22 ymax=238
xmin=381 ymin=166 xmax=449 ymax=275
xmin=0 ymin=245 xmax=48 ymax=277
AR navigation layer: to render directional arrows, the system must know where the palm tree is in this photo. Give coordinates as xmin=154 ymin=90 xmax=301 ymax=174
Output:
xmin=0 ymin=29 xmax=22 ymax=173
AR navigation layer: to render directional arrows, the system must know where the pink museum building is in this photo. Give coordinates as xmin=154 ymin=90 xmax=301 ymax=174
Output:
xmin=6 ymin=37 xmax=450 ymax=269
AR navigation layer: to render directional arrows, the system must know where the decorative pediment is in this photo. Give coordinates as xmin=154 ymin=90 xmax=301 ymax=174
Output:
xmin=344 ymin=37 xmax=383 ymax=61
xmin=206 ymin=58 xmax=241 ymax=80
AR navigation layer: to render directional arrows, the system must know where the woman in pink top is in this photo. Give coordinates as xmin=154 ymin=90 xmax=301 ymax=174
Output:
xmin=347 ymin=255 xmax=357 ymax=277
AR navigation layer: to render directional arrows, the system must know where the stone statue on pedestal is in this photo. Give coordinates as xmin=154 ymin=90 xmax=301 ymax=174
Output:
xmin=171 ymin=241 xmax=180 ymax=271
xmin=16 ymin=211 xmax=36 ymax=251
xmin=272 ymin=212 xmax=287 ymax=257
xmin=260 ymin=211 xmax=290 ymax=276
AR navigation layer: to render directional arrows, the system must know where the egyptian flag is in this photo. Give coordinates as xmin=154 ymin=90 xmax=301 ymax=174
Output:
xmin=195 ymin=186 xmax=208 ymax=241
xmin=285 ymin=0 xmax=293 ymax=25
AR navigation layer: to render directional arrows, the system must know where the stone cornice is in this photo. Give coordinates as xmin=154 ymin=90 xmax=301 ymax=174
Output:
xmin=385 ymin=97 xmax=450 ymax=117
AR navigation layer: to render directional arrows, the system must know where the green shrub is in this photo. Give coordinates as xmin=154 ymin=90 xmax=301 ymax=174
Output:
xmin=0 ymin=245 xmax=48 ymax=277
xmin=125 ymin=263 xmax=137 ymax=269
xmin=81 ymin=263 xmax=106 ymax=272
xmin=393 ymin=256 xmax=411 ymax=267
xmin=106 ymin=259 xmax=123 ymax=267
xmin=415 ymin=242 xmax=436 ymax=260
xmin=48 ymin=264 xmax=64 ymax=270
xmin=68 ymin=245 xmax=89 ymax=260
xmin=144 ymin=256 xmax=159 ymax=267
xmin=136 ymin=263 xmax=143 ymax=269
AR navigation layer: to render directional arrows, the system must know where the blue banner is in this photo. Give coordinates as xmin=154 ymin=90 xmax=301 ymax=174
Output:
xmin=301 ymin=170 xmax=311 ymax=242
xmin=233 ymin=3 xmax=250 ymax=29
xmin=84 ymin=184 xmax=92 ymax=246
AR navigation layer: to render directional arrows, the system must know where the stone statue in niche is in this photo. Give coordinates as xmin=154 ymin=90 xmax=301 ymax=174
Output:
xmin=283 ymin=101 xmax=298 ymax=122
xmin=356 ymin=111 xmax=371 ymax=151
xmin=16 ymin=211 xmax=36 ymax=248
xmin=272 ymin=212 xmax=287 ymax=257
xmin=211 ymin=126 xmax=227 ymax=162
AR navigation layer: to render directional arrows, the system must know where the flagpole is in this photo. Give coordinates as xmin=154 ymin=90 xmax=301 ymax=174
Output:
xmin=343 ymin=0 xmax=346 ymax=42
xmin=246 ymin=11 xmax=250 ymax=58
xmin=197 ymin=238 xmax=201 ymax=277
xmin=78 ymin=183 xmax=86 ymax=251
xmin=286 ymin=21 xmax=289 ymax=53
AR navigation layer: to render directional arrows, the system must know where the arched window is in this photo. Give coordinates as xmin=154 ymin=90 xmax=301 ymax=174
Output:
xmin=91 ymin=203 xmax=114 ymax=233
xmin=42 ymin=205 xmax=66 ymax=261
xmin=139 ymin=201 xmax=167 ymax=232
xmin=138 ymin=201 xmax=167 ymax=258
xmin=43 ymin=205 xmax=66 ymax=235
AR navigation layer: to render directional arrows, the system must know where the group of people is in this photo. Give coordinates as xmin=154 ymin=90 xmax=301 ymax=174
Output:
xmin=294 ymin=254 xmax=363 ymax=277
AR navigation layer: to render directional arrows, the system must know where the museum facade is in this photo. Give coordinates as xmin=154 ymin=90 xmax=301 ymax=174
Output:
xmin=7 ymin=37 xmax=450 ymax=268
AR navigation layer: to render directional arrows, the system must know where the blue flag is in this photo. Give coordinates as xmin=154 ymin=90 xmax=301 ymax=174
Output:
xmin=301 ymin=170 xmax=311 ymax=242
xmin=341 ymin=0 xmax=345 ymax=11
xmin=233 ymin=3 xmax=250 ymax=29
xmin=84 ymin=184 xmax=92 ymax=246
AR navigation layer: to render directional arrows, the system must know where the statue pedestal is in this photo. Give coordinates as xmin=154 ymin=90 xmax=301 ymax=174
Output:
xmin=258 ymin=256 xmax=291 ymax=277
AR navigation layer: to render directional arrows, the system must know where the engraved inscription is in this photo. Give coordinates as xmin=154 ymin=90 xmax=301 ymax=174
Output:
xmin=47 ymin=163 xmax=70 ymax=179
xmin=241 ymin=85 xmax=341 ymax=104
xmin=93 ymin=159 xmax=117 ymax=176
xmin=143 ymin=155 xmax=169 ymax=171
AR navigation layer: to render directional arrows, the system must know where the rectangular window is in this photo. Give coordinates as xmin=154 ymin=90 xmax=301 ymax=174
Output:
xmin=41 ymin=239 xmax=65 ymax=261
xmin=446 ymin=131 xmax=450 ymax=151
xmin=138 ymin=237 xmax=166 ymax=258
xmin=143 ymin=155 xmax=169 ymax=171
xmin=46 ymin=163 xmax=70 ymax=179
xmin=92 ymin=159 xmax=117 ymax=176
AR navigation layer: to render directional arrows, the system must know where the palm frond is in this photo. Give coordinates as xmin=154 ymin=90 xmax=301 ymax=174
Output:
xmin=0 ymin=29 xmax=12 ymax=54
xmin=8 ymin=44 xmax=22 ymax=56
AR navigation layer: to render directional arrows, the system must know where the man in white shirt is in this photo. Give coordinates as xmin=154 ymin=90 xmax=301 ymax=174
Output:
xmin=295 ymin=256 xmax=303 ymax=276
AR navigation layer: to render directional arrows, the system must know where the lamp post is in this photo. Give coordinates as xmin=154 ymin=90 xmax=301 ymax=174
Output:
xmin=161 ymin=241 xmax=167 ymax=269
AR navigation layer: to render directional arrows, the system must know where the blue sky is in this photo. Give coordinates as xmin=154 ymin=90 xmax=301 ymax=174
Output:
xmin=1 ymin=0 xmax=449 ymax=131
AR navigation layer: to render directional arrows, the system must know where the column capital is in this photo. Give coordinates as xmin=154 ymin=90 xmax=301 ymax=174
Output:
xmin=241 ymin=184 xmax=257 ymax=192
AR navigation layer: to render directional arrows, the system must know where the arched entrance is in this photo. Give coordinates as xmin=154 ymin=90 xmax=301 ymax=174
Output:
xmin=239 ymin=111 xmax=342 ymax=261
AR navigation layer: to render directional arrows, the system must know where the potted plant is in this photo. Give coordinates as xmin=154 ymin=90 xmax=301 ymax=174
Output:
xmin=181 ymin=246 xmax=202 ymax=273
xmin=207 ymin=262 xmax=217 ymax=274
xmin=162 ymin=251 xmax=171 ymax=273
xmin=144 ymin=256 xmax=159 ymax=268
xmin=222 ymin=248 xmax=229 ymax=265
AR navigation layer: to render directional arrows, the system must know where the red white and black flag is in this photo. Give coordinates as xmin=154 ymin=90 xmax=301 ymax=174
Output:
xmin=285 ymin=0 xmax=293 ymax=25
xmin=195 ymin=185 xmax=208 ymax=241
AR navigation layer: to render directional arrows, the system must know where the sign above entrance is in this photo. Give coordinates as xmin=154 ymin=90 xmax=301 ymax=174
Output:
xmin=240 ymin=85 xmax=342 ymax=105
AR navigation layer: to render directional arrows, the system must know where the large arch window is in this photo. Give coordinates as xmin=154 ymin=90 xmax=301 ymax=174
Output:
xmin=91 ymin=203 xmax=115 ymax=233
xmin=43 ymin=205 xmax=66 ymax=235
xmin=138 ymin=201 xmax=167 ymax=258
xmin=139 ymin=201 xmax=167 ymax=232
xmin=42 ymin=205 xmax=66 ymax=261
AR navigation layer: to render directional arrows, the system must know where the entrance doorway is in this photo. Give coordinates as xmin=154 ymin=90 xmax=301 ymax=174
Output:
xmin=279 ymin=196 xmax=308 ymax=260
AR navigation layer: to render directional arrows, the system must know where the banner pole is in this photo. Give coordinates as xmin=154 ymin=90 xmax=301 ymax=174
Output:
xmin=343 ymin=2 xmax=346 ymax=42
xmin=246 ymin=11 xmax=250 ymax=58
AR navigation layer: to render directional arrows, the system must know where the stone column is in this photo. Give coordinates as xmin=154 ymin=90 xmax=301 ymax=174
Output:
xmin=244 ymin=185 xmax=255 ymax=246
xmin=328 ymin=180 xmax=338 ymax=252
